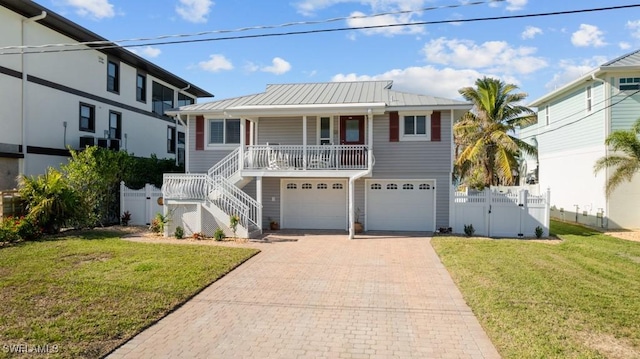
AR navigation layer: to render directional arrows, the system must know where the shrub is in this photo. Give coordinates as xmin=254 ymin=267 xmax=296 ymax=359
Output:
xmin=149 ymin=213 xmax=168 ymax=234
xmin=213 ymin=228 xmax=225 ymax=241
xmin=464 ymin=224 xmax=475 ymax=237
xmin=174 ymin=226 xmax=184 ymax=239
xmin=19 ymin=168 xmax=81 ymax=234
xmin=16 ymin=216 xmax=42 ymax=240
xmin=535 ymin=226 xmax=544 ymax=239
xmin=121 ymin=211 xmax=131 ymax=226
xmin=0 ymin=217 xmax=20 ymax=243
xmin=229 ymin=214 xmax=239 ymax=236
xmin=0 ymin=216 xmax=42 ymax=243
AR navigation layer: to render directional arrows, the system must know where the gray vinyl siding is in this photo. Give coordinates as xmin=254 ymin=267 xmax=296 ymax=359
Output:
xmin=370 ymin=112 xmax=452 ymax=227
xmin=187 ymin=118 xmax=235 ymax=173
xmin=261 ymin=177 xmax=281 ymax=227
xmin=257 ymin=116 xmax=318 ymax=145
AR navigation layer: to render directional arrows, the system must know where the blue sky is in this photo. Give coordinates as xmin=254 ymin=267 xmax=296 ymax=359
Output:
xmin=40 ymin=0 xmax=640 ymax=104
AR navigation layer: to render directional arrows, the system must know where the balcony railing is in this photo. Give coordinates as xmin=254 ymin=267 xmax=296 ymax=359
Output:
xmin=243 ymin=145 xmax=369 ymax=171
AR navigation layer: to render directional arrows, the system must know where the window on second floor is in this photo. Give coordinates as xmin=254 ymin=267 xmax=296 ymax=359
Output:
xmin=208 ymin=118 xmax=240 ymax=146
xmin=586 ymin=85 xmax=592 ymax=112
xmin=178 ymin=93 xmax=195 ymax=107
xmin=107 ymin=60 xmax=119 ymax=93
xmin=136 ymin=73 xmax=146 ymax=102
xmin=79 ymin=103 xmax=95 ymax=132
xmin=619 ymin=77 xmax=640 ymax=91
xmin=167 ymin=126 xmax=176 ymax=153
xmin=152 ymin=81 xmax=174 ymax=116
xmin=400 ymin=113 xmax=430 ymax=141
xmin=545 ymin=105 xmax=550 ymax=126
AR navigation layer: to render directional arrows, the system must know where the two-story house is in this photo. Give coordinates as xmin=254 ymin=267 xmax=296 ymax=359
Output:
xmin=0 ymin=0 xmax=212 ymax=190
xmin=161 ymin=81 xmax=471 ymax=238
xmin=519 ymin=49 xmax=640 ymax=229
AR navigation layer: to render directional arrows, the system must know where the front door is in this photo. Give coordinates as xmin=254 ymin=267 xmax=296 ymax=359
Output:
xmin=340 ymin=116 xmax=365 ymax=145
xmin=339 ymin=116 xmax=365 ymax=167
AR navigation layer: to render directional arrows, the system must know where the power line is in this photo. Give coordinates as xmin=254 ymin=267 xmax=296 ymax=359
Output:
xmin=2 ymin=3 xmax=639 ymax=55
xmin=519 ymin=89 xmax=640 ymax=140
xmin=0 ymin=0 xmax=505 ymax=53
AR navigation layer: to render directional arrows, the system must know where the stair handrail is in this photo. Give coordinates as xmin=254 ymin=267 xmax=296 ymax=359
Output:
xmin=205 ymin=176 xmax=250 ymax=228
xmin=210 ymin=175 xmax=260 ymax=229
xmin=208 ymin=147 xmax=240 ymax=179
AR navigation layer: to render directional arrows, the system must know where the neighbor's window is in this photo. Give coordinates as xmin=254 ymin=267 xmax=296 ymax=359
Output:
xmin=79 ymin=103 xmax=95 ymax=132
xmin=167 ymin=126 xmax=176 ymax=153
xmin=152 ymin=81 xmax=174 ymax=116
xmin=208 ymin=119 xmax=240 ymax=145
xmin=109 ymin=111 xmax=121 ymax=140
xmin=107 ymin=60 xmax=119 ymax=93
xmin=177 ymin=93 xmax=195 ymax=107
xmin=619 ymin=77 xmax=640 ymax=91
xmin=400 ymin=113 xmax=430 ymax=141
xmin=545 ymin=105 xmax=550 ymax=125
xmin=177 ymin=131 xmax=185 ymax=166
xmin=136 ymin=73 xmax=146 ymax=102
xmin=586 ymin=85 xmax=592 ymax=112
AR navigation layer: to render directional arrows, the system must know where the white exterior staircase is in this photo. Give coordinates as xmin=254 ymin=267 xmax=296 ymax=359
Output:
xmin=162 ymin=147 xmax=262 ymax=238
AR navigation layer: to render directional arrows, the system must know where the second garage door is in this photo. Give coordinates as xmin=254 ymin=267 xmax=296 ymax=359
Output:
xmin=366 ymin=179 xmax=435 ymax=232
xmin=281 ymin=179 xmax=347 ymax=230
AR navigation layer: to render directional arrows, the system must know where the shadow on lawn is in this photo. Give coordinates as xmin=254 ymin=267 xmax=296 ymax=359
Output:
xmin=550 ymin=220 xmax=602 ymax=238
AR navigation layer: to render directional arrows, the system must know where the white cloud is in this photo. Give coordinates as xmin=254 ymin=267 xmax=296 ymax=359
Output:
xmin=131 ymin=46 xmax=161 ymax=58
xmin=295 ymin=0 xmax=427 ymax=16
xmin=506 ymin=0 xmax=527 ymax=11
xmin=571 ymin=24 xmax=606 ymax=47
xmin=198 ymin=54 xmax=233 ymax=72
xmin=346 ymin=11 xmax=424 ymax=36
xmin=521 ymin=26 xmax=542 ymax=40
xmin=544 ymin=56 xmax=607 ymax=90
xmin=422 ymin=37 xmax=547 ymax=75
xmin=248 ymin=57 xmax=292 ymax=75
xmin=64 ymin=0 xmax=114 ymax=19
xmin=619 ymin=42 xmax=632 ymax=50
xmin=176 ymin=0 xmax=213 ymax=23
xmin=626 ymin=20 xmax=640 ymax=39
xmin=332 ymin=66 xmax=486 ymax=100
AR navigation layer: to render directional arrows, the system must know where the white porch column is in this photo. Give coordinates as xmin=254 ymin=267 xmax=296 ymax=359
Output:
xmin=367 ymin=109 xmax=373 ymax=170
xmin=250 ymin=120 xmax=255 ymax=145
xmin=303 ymin=115 xmax=307 ymax=169
xmin=256 ymin=176 xmax=263 ymax=229
xmin=239 ymin=118 xmax=245 ymax=171
xmin=348 ymin=178 xmax=355 ymax=239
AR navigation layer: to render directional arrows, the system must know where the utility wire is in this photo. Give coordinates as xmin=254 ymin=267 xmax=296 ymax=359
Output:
xmin=1 ymin=0 xmax=505 ymax=52
xmin=2 ymin=3 xmax=639 ymax=55
xmin=519 ymin=89 xmax=640 ymax=140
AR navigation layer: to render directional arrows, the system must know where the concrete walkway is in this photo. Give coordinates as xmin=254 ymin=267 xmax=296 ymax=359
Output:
xmin=108 ymin=232 xmax=500 ymax=358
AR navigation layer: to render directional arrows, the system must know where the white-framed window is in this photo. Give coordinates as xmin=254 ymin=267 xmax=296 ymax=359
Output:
xmin=619 ymin=77 xmax=640 ymax=91
xmin=399 ymin=112 xmax=431 ymax=141
xmin=586 ymin=85 xmax=592 ymax=113
xmin=545 ymin=105 xmax=550 ymax=126
xmin=207 ymin=118 xmax=241 ymax=147
xmin=317 ymin=116 xmax=333 ymax=145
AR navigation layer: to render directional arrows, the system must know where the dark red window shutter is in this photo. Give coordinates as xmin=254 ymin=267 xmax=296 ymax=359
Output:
xmin=245 ymin=120 xmax=251 ymax=145
xmin=389 ymin=111 xmax=399 ymax=142
xmin=431 ymin=111 xmax=441 ymax=142
xmin=195 ymin=115 xmax=204 ymax=150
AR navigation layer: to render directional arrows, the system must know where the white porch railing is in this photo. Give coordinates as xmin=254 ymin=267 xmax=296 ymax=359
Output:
xmin=208 ymin=147 xmax=240 ymax=179
xmin=244 ymin=145 xmax=369 ymax=170
xmin=162 ymin=174 xmax=207 ymax=199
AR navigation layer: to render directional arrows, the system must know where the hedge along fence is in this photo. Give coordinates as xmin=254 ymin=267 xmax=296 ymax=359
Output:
xmin=1 ymin=190 xmax=24 ymax=219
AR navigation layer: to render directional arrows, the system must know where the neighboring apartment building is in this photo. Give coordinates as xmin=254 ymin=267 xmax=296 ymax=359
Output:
xmin=519 ymin=49 xmax=640 ymax=229
xmin=0 ymin=0 xmax=212 ymax=190
xmin=161 ymin=81 xmax=471 ymax=238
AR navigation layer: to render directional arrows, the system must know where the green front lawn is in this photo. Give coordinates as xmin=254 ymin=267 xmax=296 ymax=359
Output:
xmin=0 ymin=230 xmax=259 ymax=358
xmin=432 ymin=220 xmax=640 ymax=358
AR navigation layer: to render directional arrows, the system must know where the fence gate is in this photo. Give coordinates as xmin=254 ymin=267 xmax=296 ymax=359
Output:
xmin=451 ymin=188 xmax=550 ymax=238
xmin=120 ymin=182 xmax=164 ymax=226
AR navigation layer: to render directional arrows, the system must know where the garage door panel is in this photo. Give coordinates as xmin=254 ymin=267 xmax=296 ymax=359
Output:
xmin=366 ymin=180 xmax=435 ymax=231
xmin=282 ymin=180 xmax=347 ymax=230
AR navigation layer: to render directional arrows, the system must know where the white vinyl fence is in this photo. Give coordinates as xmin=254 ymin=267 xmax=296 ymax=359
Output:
xmin=451 ymin=187 xmax=550 ymax=238
xmin=120 ymin=182 xmax=163 ymax=226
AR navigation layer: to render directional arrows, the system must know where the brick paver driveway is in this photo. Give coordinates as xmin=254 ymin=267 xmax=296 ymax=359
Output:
xmin=109 ymin=232 xmax=500 ymax=358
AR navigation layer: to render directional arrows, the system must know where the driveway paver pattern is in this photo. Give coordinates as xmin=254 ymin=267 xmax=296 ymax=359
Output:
xmin=109 ymin=232 xmax=500 ymax=358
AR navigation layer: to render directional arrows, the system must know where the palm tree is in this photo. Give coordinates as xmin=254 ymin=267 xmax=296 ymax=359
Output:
xmin=455 ymin=77 xmax=537 ymax=188
xmin=594 ymin=118 xmax=640 ymax=196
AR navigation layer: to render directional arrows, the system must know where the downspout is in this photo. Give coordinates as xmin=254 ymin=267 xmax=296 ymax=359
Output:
xmin=591 ymin=73 xmax=609 ymax=228
xmin=21 ymin=11 xmax=47 ymax=176
xmin=348 ymin=109 xmax=374 ymax=239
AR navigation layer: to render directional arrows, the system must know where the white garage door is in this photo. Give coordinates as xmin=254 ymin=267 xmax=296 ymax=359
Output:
xmin=366 ymin=180 xmax=435 ymax=231
xmin=281 ymin=179 xmax=347 ymax=229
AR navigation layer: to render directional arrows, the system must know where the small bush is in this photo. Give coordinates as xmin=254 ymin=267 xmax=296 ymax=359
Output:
xmin=0 ymin=217 xmax=20 ymax=243
xmin=174 ymin=226 xmax=184 ymax=239
xmin=535 ymin=226 xmax=544 ymax=238
xmin=149 ymin=213 xmax=168 ymax=233
xmin=229 ymin=214 xmax=240 ymax=236
xmin=0 ymin=216 xmax=42 ymax=243
xmin=213 ymin=228 xmax=225 ymax=241
xmin=464 ymin=224 xmax=475 ymax=237
xmin=121 ymin=211 xmax=132 ymax=226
